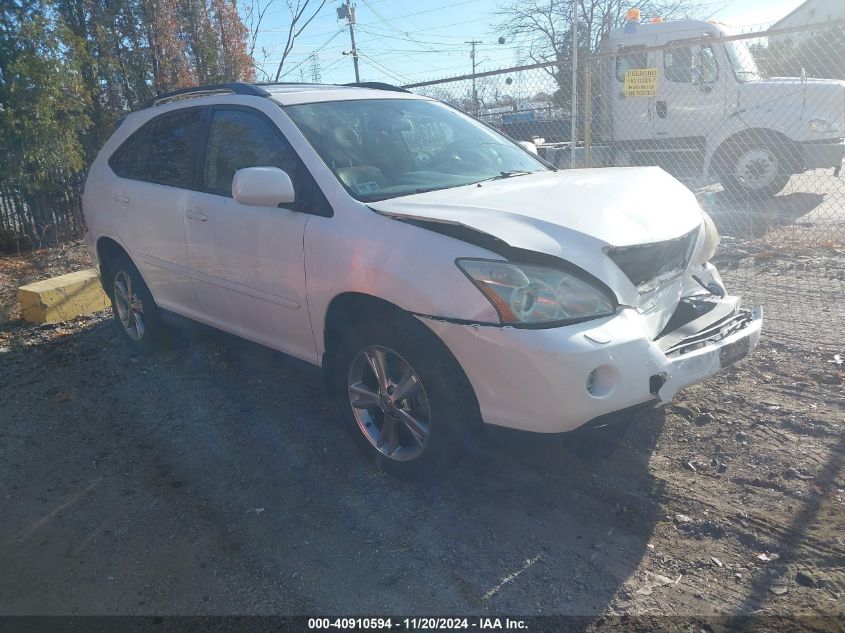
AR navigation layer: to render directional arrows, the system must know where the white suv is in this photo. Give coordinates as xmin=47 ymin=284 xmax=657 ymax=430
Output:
xmin=83 ymin=82 xmax=762 ymax=478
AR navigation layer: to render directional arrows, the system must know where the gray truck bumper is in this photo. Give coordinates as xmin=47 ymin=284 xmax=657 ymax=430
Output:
xmin=800 ymin=138 xmax=845 ymax=173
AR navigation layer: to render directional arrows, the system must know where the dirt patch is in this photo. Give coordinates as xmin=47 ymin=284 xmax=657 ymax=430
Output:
xmin=0 ymin=244 xmax=842 ymax=617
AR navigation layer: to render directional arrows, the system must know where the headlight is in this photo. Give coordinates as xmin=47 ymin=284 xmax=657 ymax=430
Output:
xmin=808 ymin=118 xmax=837 ymax=134
xmin=457 ymin=259 xmax=616 ymax=324
xmin=695 ymin=211 xmax=720 ymax=265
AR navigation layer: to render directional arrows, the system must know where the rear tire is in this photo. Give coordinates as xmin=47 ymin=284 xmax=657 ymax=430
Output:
xmin=102 ymin=253 xmax=165 ymax=350
xmin=333 ymin=313 xmax=477 ymax=479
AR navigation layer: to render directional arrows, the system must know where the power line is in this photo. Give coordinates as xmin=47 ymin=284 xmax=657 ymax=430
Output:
xmin=359 ymin=0 xmax=443 ymax=54
xmin=354 ymin=27 xmax=475 ymax=48
xmin=279 ymin=28 xmax=345 ymax=79
xmin=365 ymin=0 xmax=488 ymax=23
xmin=257 ymin=0 xmax=506 ymax=86
xmin=357 ymin=50 xmax=413 ymax=84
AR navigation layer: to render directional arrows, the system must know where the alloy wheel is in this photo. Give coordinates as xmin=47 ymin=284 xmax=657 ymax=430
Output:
xmin=347 ymin=345 xmax=432 ymax=462
xmin=113 ymin=270 xmax=145 ymax=341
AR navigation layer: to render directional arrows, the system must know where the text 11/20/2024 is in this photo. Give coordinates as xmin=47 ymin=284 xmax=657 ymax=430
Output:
xmin=307 ymin=617 xmax=529 ymax=630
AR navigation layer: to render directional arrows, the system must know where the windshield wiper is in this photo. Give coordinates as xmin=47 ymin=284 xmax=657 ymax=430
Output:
xmin=366 ymin=175 xmax=534 ymax=201
xmin=478 ymin=170 xmax=534 ymax=183
xmin=413 ymin=186 xmax=446 ymax=194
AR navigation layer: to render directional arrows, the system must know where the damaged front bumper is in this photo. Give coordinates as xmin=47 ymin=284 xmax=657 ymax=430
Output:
xmin=418 ymin=295 xmax=762 ymax=434
xmin=655 ymin=300 xmax=762 ymax=402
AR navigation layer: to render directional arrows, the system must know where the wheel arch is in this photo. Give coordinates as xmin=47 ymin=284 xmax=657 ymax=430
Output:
xmin=707 ymin=127 xmax=801 ymax=177
xmin=96 ymin=235 xmax=130 ymax=270
xmin=321 ymin=291 xmax=483 ymax=431
xmin=95 ymin=236 xmax=151 ymax=300
xmin=322 ymin=292 xmax=406 ymax=369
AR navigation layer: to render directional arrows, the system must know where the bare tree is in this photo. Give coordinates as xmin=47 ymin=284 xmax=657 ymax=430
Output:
xmin=495 ymin=0 xmax=701 ymax=60
xmin=493 ymin=0 xmax=701 ymax=107
xmin=243 ymin=0 xmax=276 ymax=80
xmin=265 ymin=0 xmax=327 ymax=82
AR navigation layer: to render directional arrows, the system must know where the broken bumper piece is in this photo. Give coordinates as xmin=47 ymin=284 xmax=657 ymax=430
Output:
xmin=417 ymin=297 xmax=762 ymax=434
xmin=656 ymin=303 xmax=762 ymax=402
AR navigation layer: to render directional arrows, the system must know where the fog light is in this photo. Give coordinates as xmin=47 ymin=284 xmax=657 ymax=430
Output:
xmin=586 ymin=366 xmax=616 ymax=397
xmin=649 ymin=374 xmax=666 ymax=395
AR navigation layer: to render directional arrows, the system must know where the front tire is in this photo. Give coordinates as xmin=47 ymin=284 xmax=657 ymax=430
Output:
xmin=719 ymin=142 xmax=791 ymax=199
xmin=103 ymin=253 xmax=164 ymax=350
xmin=333 ymin=314 xmax=476 ymax=479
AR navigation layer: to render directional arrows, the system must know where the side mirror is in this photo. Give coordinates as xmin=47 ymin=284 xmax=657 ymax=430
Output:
xmin=232 ymin=166 xmax=295 ymax=207
xmin=518 ymin=140 xmax=539 ymax=155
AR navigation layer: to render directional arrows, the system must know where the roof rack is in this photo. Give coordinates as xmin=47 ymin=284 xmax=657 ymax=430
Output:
xmin=150 ymin=82 xmax=270 ymax=107
xmin=343 ymin=82 xmax=410 ymax=93
xmin=253 ymin=81 xmax=326 ymax=87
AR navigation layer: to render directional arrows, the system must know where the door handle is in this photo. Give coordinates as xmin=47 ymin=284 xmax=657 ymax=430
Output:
xmin=184 ymin=209 xmax=208 ymax=222
xmin=656 ymin=100 xmax=668 ymax=119
xmin=113 ymin=194 xmax=129 ymax=204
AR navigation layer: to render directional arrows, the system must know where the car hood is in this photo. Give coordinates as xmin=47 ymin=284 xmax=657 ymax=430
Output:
xmin=369 ymin=166 xmax=702 ymax=250
xmin=370 ymin=166 xmax=706 ymax=334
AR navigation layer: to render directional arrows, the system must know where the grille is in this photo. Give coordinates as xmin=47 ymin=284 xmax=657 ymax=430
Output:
xmin=606 ymin=229 xmax=697 ymax=289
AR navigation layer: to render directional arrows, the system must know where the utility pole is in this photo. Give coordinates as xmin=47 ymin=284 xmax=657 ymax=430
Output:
xmin=338 ymin=1 xmax=360 ymax=82
xmin=570 ymin=0 xmax=578 ymax=168
xmin=466 ymin=40 xmax=481 ymax=115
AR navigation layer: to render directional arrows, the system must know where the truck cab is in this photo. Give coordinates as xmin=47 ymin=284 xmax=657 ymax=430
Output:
xmin=597 ymin=18 xmax=845 ymax=197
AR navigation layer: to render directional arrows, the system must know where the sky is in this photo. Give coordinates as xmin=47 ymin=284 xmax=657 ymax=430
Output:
xmin=250 ymin=0 xmax=807 ymax=86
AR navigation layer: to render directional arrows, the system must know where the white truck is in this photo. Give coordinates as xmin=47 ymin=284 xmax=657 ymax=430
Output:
xmin=543 ymin=18 xmax=845 ymax=198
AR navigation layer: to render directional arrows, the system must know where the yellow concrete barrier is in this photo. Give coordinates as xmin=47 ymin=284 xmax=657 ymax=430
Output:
xmin=18 ymin=268 xmax=111 ymax=324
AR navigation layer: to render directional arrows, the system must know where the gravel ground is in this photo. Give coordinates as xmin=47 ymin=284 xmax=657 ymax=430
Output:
xmin=0 ymin=241 xmax=842 ymax=621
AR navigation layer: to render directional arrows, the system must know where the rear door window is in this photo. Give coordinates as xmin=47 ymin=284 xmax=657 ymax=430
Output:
xmin=145 ymin=109 xmax=204 ymax=188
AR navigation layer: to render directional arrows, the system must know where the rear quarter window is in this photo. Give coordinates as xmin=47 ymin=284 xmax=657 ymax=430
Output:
xmin=108 ymin=123 xmax=153 ymax=180
xmin=107 ymin=108 xmax=203 ymax=189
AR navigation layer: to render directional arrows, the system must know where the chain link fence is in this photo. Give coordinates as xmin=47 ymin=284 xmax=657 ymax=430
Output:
xmin=405 ymin=20 xmax=845 ymax=348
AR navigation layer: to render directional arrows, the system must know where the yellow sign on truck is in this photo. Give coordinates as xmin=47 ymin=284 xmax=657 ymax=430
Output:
xmin=624 ymin=68 xmax=657 ymax=97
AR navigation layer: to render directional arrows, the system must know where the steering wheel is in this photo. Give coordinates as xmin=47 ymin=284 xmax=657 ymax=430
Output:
xmin=432 ymin=142 xmax=495 ymax=171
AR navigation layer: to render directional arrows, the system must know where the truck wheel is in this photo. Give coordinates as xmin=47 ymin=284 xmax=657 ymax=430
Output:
xmin=720 ymin=142 xmax=791 ymax=199
xmin=103 ymin=253 xmax=165 ymax=350
xmin=333 ymin=314 xmax=477 ymax=480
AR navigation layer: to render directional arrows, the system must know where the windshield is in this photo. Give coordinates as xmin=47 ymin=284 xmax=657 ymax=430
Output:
xmin=723 ymin=40 xmax=762 ymax=82
xmin=284 ymin=98 xmax=548 ymax=202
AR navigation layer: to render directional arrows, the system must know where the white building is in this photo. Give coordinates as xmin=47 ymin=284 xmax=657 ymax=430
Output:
xmin=771 ymin=0 xmax=845 ymax=43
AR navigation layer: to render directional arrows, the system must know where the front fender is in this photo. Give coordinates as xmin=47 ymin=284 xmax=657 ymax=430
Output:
xmin=304 ymin=207 xmax=503 ymax=358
